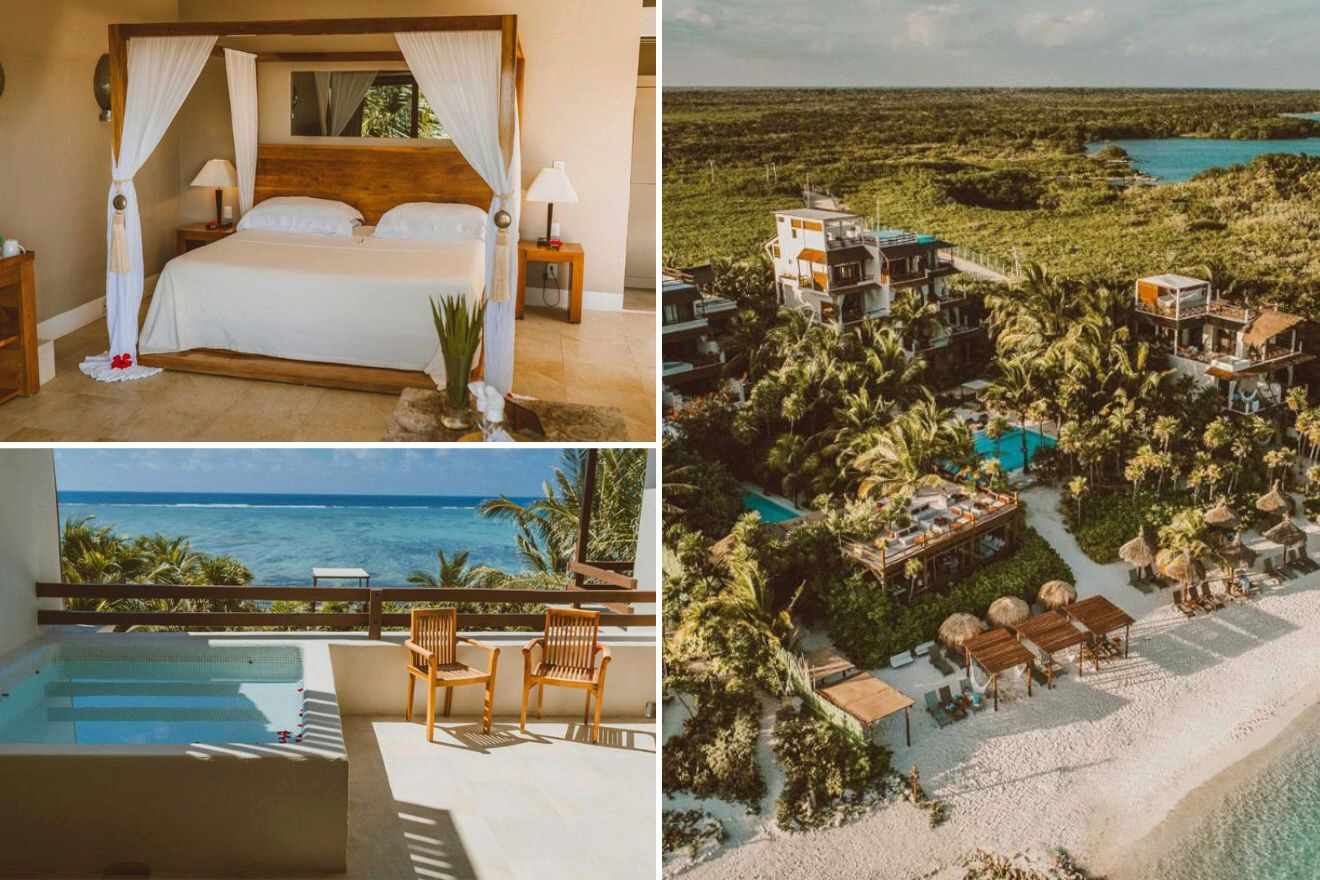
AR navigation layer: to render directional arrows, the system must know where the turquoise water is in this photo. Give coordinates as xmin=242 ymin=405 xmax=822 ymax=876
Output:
xmin=1145 ymin=723 xmax=1320 ymax=879
xmin=58 ymin=491 xmax=533 ymax=585
xmin=1088 ymin=137 xmax=1320 ymax=182
xmin=974 ymin=428 xmax=1054 ymax=472
xmin=741 ymin=491 xmax=800 ymax=524
xmin=0 ymin=651 xmax=304 ymax=745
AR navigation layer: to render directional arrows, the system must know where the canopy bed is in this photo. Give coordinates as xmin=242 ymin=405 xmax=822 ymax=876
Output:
xmin=82 ymin=15 xmax=525 ymax=395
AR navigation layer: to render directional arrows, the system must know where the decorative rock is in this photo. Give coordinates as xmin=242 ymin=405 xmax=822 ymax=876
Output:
xmin=385 ymin=388 xmax=629 ymax=441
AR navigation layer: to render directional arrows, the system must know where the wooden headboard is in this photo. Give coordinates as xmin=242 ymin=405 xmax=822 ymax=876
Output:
xmin=254 ymin=143 xmax=493 ymax=224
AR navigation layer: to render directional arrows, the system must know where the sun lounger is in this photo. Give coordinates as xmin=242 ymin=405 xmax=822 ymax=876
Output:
xmin=913 ymin=641 xmax=933 ymax=657
xmin=929 ymin=643 xmax=958 ymax=676
xmin=1128 ymin=569 xmax=1155 ymax=594
xmin=924 ymin=690 xmax=953 ymax=728
xmin=1186 ymin=585 xmax=1213 ymax=612
xmin=959 ymin=677 xmax=984 ymax=711
xmin=1172 ymin=588 xmax=1199 ymax=618
xmin=1199 ymin=582 xmax=1228 ymax=609
xmin=890 ymin=652 xmax=915 ymax=669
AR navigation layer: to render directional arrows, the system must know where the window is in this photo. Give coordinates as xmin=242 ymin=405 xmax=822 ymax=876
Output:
xmin=290 ymin=71 xmax=447 ymax=139
xmin=834 ymin=262 xmax=860 ymax=285
xmin=663 ymin=304 xmax=682 ymax=324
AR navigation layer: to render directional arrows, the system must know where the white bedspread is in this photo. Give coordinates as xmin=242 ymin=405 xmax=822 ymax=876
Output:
xmin=140 ymin=230 xmax=485 ymax=383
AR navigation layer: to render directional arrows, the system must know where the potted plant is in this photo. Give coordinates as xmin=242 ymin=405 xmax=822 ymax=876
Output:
xmin=430 ymin=295 xmax=486 ymax=430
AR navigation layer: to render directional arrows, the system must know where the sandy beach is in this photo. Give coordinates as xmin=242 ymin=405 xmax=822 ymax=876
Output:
xmin=665 ymin=486 xmax=1320 ymax=879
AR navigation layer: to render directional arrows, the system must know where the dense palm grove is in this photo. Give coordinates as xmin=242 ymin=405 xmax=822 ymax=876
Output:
xmin=59 ymin=449 xmax=647 ymax=629
xmin=662 ymin=245 xmax=1318 ymax=852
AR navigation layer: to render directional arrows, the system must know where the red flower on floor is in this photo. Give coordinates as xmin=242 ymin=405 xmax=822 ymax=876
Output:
xmin=110 ymin=353 xmax=134 ymax=369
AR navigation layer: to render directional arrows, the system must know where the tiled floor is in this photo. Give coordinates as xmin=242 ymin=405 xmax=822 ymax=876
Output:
xmin=0 ymin=304 xmax=656 ymax=442
xmin=623 ymin=287 xmax=655 ymax=311
xmin=339 ymin=716 xmax=657 ymax=880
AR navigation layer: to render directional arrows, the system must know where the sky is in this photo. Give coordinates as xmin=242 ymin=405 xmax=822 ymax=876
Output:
xmin=53 ymin=449 xmax=563 ymax=497
xmin=664 ymin=1 xmax=1320 ymax=88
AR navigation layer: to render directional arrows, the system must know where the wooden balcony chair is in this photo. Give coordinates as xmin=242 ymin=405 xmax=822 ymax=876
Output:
xmin=520 ymin=608 xmax=612 ymax=743
xmin=404 ymin=608 xmax=500 ymax=741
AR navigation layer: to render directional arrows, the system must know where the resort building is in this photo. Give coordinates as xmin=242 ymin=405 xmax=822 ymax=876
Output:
xmin=661 ymin=269 xmax=742 ymax=411
xmin=842 ymin=478 xmax=1021 ymax=602
xmin=1133 ymin=274 xmax=1313 ymax=416
xmin=766 ymin=208 xmax=983 ymax=370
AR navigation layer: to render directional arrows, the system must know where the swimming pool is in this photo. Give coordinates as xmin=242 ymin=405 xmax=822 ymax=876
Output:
xmin=974 ymin=428 xmax=1055 ymax=472
xmin=0 ymin=645 xmax=305 ymax=745
xmin=742 ymin=489 xmax=801 ymax=524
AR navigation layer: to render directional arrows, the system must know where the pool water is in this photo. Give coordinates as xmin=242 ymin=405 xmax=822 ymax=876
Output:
xmin=0 ymin=651 xmax=304 ymax=745
xmin=1088 ymin=137 xmax=1320 ymax=183
xmin=741 ymin=490 xmax=801 ymax=524
xmin=974 ymin=428 xmax=1055 ymax=472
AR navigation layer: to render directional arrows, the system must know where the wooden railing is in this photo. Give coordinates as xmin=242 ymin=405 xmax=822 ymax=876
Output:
xmin=35 ymin=583 xmax=656 ymax=639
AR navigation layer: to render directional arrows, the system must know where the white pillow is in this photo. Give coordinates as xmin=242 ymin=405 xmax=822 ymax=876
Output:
xmin=237 ymin=197 xmax=364 ymax=237
xmin=373 ymin=202 xmax=488 ymax=242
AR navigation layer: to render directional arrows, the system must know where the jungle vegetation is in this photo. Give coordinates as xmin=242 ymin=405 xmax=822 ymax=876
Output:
xmin=664 ymin=88 xmax=1320 ymax=315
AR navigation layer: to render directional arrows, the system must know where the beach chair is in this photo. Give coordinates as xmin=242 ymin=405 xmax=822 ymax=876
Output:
xmin=1198 ymin=582 xmax=1227 ymax=610
xmin=520 ymin=608 xmax=612 ymax=744
xmin=924 ymin=690 xmax=953 ymax=728
xmin=405 ymin=608 xmax=501 ymax=741
xmin=929 ymin=643 xmax=957 ymax=676
xmin=938 ymin=685 xmax=966 ymax=720
xmin=959 ymin=678 xmax=984 ymax=711
xmin=1172 ymin=588 xmax=1199 ymax=618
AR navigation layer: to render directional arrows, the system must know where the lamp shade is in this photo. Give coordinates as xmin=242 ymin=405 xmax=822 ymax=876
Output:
xmin=526 ymin=165 xmax=578 ymax=204
xmin=190 ymin=158 xmax=238 ymax=189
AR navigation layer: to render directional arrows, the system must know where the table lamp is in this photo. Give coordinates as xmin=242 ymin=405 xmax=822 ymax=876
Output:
xmin=191 ymin=158 xmax=238 ymax=230
xmin=525 ymin=161 xmax=578 ymax=248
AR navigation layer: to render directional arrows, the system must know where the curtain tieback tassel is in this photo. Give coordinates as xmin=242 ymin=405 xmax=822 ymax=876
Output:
xmin=489 ymin=195 xmax=514 ymax=304
xmin=110 ymin=192 xmax=130 ymax=274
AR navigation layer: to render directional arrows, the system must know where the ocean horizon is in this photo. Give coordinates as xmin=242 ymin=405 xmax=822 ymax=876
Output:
xmin=57 ymin=490 xmax=539 ymax=585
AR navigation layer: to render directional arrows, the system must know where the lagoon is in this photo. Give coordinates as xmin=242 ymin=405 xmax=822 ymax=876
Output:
xmin=1088 ymin=137 xmax=1320 ymax=183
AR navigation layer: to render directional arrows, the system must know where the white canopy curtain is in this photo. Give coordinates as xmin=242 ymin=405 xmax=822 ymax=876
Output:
xmin=396 ymin=30 xmax=520 ymax=393
xmin=328 ymin=72 xmax=378 ymax=136
xmin=81 ymin=34 xmax=216 ymax=383
xmin=313 ymin=71 xmax=332 ymax=134
xmin=224 ymin=49 xmax=258 ymax=216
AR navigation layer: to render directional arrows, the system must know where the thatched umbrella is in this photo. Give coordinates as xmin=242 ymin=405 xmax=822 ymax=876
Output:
xmin=1119 ymin=526 xmax=1156 ymax=575
xmin=938 ymin=613 xmax=987 ymax=651
xmin=1156 ymin=547 xmax=1204 ymax=585
xmin=1263 ymin=517 xmax=1306 ymax=547
xmin=1218 ymin=530 xmax=1257 ymax=571
xmin=1038 ymin=579 xmax=1077 ymax=610
xmin=1204 ymin=497 xmax=1238 ymax=530
xmin=1256 ymin=480 xmax=1291 ymax=516
xmin=986 ymin=596 xmax=1030 ymax=628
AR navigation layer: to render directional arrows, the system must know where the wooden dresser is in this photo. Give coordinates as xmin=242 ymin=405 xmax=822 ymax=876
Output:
xmin=0 ymin=252 xmax=39 ymax=405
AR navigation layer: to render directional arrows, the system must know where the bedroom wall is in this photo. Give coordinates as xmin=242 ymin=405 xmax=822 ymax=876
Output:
xmin=175 ymin=0 xmax=643 ymax=299
xmin=0 ymin=0 xmax=185 ymax=325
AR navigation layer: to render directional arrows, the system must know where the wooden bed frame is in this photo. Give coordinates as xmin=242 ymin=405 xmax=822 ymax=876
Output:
xmin=115 ymin=15 xmax=524 ymax=394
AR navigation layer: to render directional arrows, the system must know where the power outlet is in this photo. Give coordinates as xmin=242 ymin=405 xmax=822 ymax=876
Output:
xmin=546 ymin=264 xmax=559 ymax=281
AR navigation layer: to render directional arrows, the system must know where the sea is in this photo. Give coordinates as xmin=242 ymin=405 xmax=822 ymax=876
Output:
xmin=57 ymin=491 xmax=536 ymax=585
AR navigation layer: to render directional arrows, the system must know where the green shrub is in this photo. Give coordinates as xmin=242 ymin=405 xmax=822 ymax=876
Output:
xmin=1064 ymin=490 xmax=1188 ymax=563
xmin=662 ymin=810 xmax=726 ymax=858
xmin=772 ymin=705 xmax=892 ymax=831
xmin=941 ymin=168 xmax=1045 ymax=210
xmin=662 ymin=677 xmax=766 ymax=812
xmin=823 ymin=525 xmax=1073 ymax=666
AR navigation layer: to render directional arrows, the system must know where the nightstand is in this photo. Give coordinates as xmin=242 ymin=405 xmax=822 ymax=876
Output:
xmin=177 ymin=223 xmax=235 ymax=256
xmin=517 ymin=240 xmax=584 ymax=324
xmin=0 ymin=251 xmax=38 ymax=405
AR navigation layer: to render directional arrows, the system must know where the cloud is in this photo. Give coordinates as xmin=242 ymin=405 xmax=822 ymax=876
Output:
xmin=902 ymin=3 xmax=962 ymax=48
xmin=1015 ymin=7 xmax=1103 ymax=48
xmin=669 ymin=4 xmax=716 ymax=27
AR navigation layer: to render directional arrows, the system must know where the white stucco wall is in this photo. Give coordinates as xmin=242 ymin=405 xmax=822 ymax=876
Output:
xmin=0 ymin=449 xmax=61 ymax=657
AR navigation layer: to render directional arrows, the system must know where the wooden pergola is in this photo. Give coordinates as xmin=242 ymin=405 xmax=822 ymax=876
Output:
xmin=1013 ymin=610 xmax=1087 ymax=687
xmin=963 ymin=627 xmax=1034 ymax=711
xmin=1064 ymin=596 xmax=1135 ymax=664
xmin=817 ymin=673 xmax=915 ymax=746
